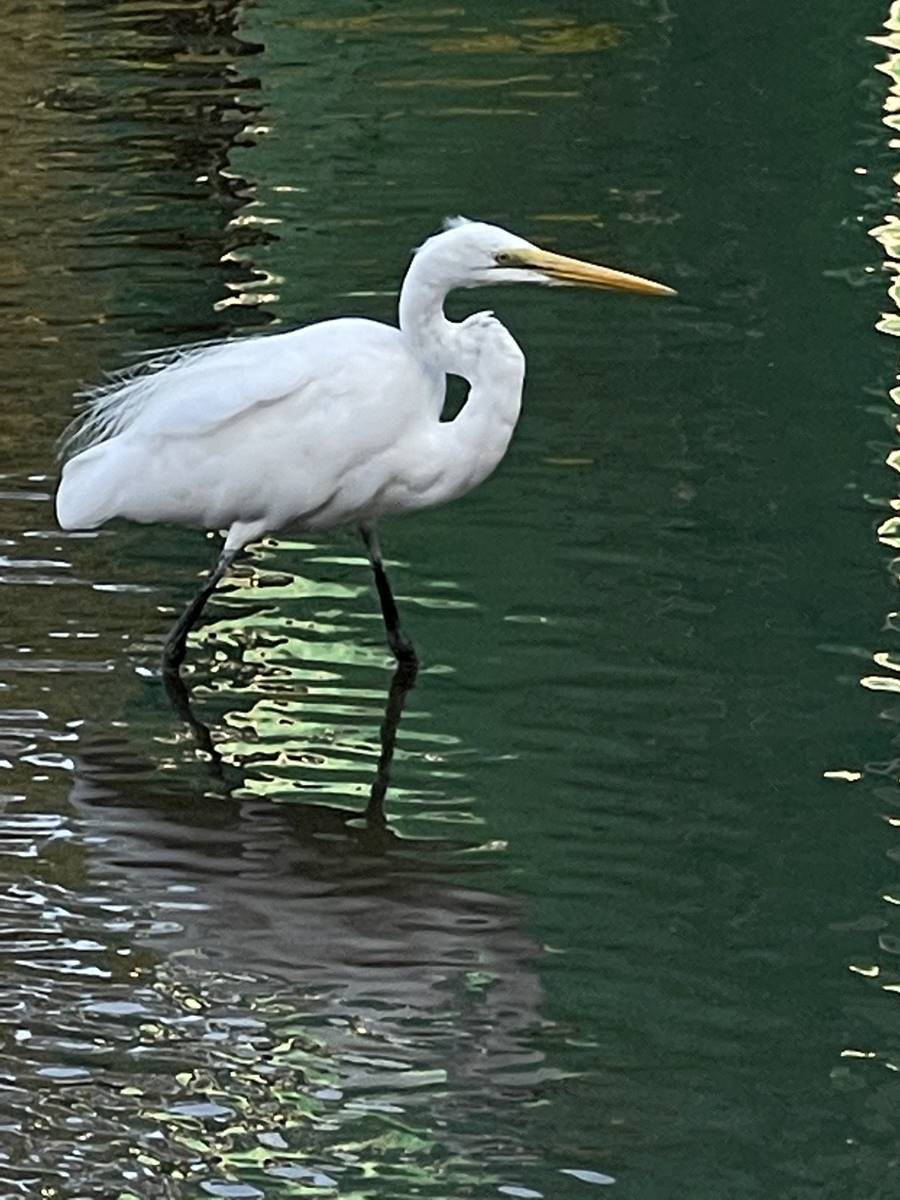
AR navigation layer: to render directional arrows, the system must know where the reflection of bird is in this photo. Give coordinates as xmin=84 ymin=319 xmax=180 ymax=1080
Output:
xmin=73 ymin=658 xmax=454 ymax=859
xmin=66 ymin=721 xmax=545 ymax=1142
xmin=164 ymin=656 xmax=418 ymax=830
xmin=56 ymin=218 xmax=674 ymax=672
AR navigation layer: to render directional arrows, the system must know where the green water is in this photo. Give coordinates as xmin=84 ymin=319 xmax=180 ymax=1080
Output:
xmin=1 ymin=0 xmax=898 ymax=1196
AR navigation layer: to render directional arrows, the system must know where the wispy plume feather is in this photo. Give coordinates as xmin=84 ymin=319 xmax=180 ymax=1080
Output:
xmin=58 ymin=338 xmax=239 ymax=460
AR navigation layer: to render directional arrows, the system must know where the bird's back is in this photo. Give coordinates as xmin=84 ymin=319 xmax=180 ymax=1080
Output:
xmin=56 ymin=318 xmax=442 ymax=535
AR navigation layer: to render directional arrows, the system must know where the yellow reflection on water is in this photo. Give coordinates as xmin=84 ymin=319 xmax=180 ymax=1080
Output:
xmin=871 ymin=4 xmax=900 ymax=728
xmin=375 ymin=73 xmax=551 ymax=89
xmin=427 ymin=22 xmax=621 ymax=56
xmin=281 ymin=8 xmax=621 ymax=57
xmin=284 ymin=7 xmax=465 ymax=35
xmin=850 ymin=2 xmax=900 ymax=1124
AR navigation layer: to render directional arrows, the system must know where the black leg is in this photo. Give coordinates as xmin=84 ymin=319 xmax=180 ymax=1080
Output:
xmin=366 ymin=656 xmax=418 ymax=825
xmin=162 ymin=545 xmax=239 ymax=674
xmin=359 ymin=525 xmax=417 ymax=665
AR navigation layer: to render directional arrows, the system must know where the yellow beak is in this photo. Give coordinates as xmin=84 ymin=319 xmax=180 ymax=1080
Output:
xmin=505 ymin=246 xmax=676 ymax=297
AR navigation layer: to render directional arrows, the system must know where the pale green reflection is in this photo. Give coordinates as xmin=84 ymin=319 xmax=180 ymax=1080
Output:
xmin=162 ymin=543 xmax=475 ymax=829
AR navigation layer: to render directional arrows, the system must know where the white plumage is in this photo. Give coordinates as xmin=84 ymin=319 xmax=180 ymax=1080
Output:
xmin=58 ymin=320 xmax=443 ymax=541
xmin=55 ymin=218 xmax=674 ymax=670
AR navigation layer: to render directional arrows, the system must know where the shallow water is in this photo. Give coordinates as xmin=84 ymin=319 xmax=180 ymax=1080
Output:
xmin=1 ymin=0 xmax=899 ymax=1196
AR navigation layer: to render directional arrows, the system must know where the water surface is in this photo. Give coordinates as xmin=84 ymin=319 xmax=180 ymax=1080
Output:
xmin=0 ymin=1 xmax=897 ymax=1196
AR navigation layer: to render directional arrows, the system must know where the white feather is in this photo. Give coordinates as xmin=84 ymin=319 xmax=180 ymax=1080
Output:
xmin=58 ymin=333 xmax=307 ymax=458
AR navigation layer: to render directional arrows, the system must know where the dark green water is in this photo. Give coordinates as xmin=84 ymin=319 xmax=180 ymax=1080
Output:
xmin=1 ymin=0 xmax=898 ymax=1195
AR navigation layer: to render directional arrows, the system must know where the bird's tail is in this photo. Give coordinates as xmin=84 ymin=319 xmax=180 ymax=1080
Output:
xmin=55 ymin=441 xmax=124 ymax=531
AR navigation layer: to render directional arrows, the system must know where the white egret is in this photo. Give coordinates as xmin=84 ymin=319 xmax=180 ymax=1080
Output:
xmin=55 ymin=218 xmax=674 ymax=672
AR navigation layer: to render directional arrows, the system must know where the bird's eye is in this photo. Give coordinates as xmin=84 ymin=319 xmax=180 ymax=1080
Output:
xmin=494 ymin=251 xmax=515 ymax=267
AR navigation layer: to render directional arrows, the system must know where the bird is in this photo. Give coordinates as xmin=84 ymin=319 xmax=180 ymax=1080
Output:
xmin=55 ymin=217 xmax=675 ymax=674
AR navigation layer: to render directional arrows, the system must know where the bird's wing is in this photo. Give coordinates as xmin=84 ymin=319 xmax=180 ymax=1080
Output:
xmin=59 ymin=320 xmax=394 ymax=457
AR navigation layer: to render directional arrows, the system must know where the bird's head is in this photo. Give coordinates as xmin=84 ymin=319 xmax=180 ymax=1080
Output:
xmin=413 ymin=216 xmax=676 ymax=298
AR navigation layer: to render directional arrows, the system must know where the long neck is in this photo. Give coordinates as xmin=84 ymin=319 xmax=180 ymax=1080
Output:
xmin=397 ymin=251 xmax=526 ymax=506
xmin=398 ymin=248 xmax=458 ymax=372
